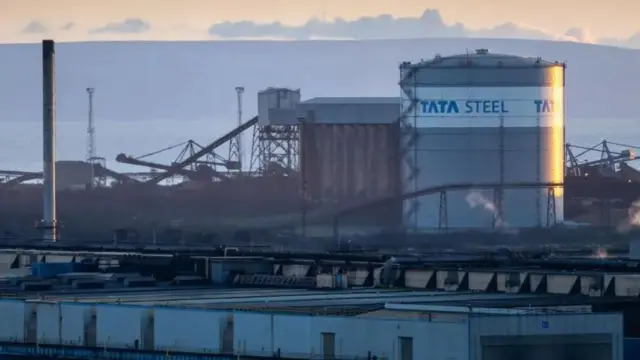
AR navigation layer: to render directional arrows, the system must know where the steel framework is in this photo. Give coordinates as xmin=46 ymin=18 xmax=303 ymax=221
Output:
xmin=398 ymin=62 xmax=420 ymax=232
xmin=249 ymin=124 xmax=299 ymax=175
xmin=566 ymin=140 xmax=638 ymax=177
xmin=328 ymin=182 xmax=563 ymax=234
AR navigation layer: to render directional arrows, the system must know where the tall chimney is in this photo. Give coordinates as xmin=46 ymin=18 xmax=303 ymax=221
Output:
xmin=42 ymin=40 xmax=58 ymax=242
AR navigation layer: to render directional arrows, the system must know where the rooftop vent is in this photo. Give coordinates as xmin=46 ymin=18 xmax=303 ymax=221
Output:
xmin=475 ymin=49 xmax=489 ymax=55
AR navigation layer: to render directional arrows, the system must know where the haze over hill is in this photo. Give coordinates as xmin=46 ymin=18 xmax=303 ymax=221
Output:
xmin=0 ymin=38 xmax=638 ymax=126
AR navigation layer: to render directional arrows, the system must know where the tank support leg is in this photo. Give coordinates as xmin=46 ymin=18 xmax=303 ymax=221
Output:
xmin=492 ymin=188 xmax=504 ymax=229
xmin=546 ymin=187 xmax=557 ymax=227
xmin=438 ymin=191 xmax=448 ymax=231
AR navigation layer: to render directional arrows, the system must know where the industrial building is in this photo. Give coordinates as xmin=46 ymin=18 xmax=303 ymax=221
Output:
xmin=2 ymin=43 xmax=640 ymax=360
xmin=0 ymin=287 xmax=626 ymax=360
xmin=2 ymin=46 xmax=640 ymax=243
xmin=3 ymin=243 xmax=640 ymax=360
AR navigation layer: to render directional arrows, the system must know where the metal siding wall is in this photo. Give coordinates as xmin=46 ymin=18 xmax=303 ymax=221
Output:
xmin=470 ymin=313 xmax=622 ymax=337
xmin=60 ymin=303 xmax=92 ymax=345
xmin=96 ymin=305 xmax=145 ymax=348
xmin=303 ymin=124 xmax=400 ymax=204
xmin=272 ymin=315 xmax=312 ymax=357
xmin=234 ymin=312 xmax=273 ymax=355
xmin=154 ymin=308 xmax=224 ymax=353
xmin=303 ymin=104 xmax=400 ymax=125
xmin=36 ymin=302 xmax=60 ymax=344
xmin=267 ymin=314 xmax=469 ymax=360
xmin=0 ymin=300 xmax=26 ymax=342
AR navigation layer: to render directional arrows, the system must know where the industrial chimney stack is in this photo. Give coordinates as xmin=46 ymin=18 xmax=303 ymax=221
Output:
xmin=41 ymin=40 xmax=58 ymax=241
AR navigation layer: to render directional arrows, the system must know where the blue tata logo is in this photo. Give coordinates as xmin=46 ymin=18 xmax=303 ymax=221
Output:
xmin=534 ymin=100 xmax=554 ymax=113
xmin=419 ymin=99 xmax=556 ymax=115
xmin=420 ymin=100 xmax=509 ymax=114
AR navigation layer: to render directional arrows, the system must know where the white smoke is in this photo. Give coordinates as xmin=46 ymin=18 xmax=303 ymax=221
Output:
xmin=617 ymin=198 xmax=640 ymax=233
xmin=465 ymin=191 xmax=508 ymax=228
xmin=593 ymin=247 xmax=609 ymax=259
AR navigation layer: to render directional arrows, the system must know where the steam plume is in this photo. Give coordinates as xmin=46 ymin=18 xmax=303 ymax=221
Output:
xmin=465 ymin=191 xmax=507 ymax=227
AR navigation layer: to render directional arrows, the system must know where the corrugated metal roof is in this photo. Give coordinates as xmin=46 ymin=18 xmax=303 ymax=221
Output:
xmin=301 ymin=97 xmax=401 ymax=105
xmin=297 ymin=97 xmax=400 ymax=124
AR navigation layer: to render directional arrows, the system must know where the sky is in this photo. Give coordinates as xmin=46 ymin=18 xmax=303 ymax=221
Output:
xmin=1 ymin=0 xmax=639 ymax=48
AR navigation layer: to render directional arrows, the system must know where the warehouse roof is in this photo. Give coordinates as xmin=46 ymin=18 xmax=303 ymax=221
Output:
xmin=16 ymin=286 xmax=622 ymax=316
xmin=301 ymin=97 xmax=401 ymax=105
xmin=297 ymin=97 xmax=400 ymax=124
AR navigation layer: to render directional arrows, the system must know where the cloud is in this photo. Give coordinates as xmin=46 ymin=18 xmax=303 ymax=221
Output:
xmin=61 ymin=22 xmax=75 ymax=31
xmin=90 ymin=18 xmax=151 ymax=34
xmin=207 ymin=9 xmax=640 ymax=49
xmin=209 ymin=10 xmax=461 ymax=40
xmin=22 ymin=21 xmax=47 ymax=34
xmin=627 ymin=33 xmax=640 ymax=48
xmin=208 ymin=9 xmax=567 ymax=41
xmin=565 ymin=27 xmax=594 ymax=43
xmin=473 ymin=22 xmax=559 ymax=40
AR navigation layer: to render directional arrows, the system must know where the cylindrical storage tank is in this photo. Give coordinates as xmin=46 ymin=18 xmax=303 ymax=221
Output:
xmin=400 ymin=49 xmax=565 ymax=230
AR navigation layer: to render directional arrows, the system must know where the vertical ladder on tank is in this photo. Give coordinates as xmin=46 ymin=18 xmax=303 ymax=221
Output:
xmin=493 ymin=114 xmax=505 ymax=229
xmin=536 ymin=108 xmax=543 ymax=226
xmin=438 ymin=191 xmax=448 ymax=231
xmin=547 ymin=187 xmax=557 ymax=227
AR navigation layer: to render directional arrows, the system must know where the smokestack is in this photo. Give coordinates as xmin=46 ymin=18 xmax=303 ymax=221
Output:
xmin=41 ymin=40 xmax=58 ymax=241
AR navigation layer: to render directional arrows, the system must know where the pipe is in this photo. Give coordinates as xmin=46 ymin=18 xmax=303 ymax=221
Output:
xmin=42 ymin=40 xmax=58 ymax=242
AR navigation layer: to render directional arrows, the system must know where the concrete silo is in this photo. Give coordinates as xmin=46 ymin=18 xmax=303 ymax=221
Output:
xmin=400 ymin=49 xmax=565 ymax=231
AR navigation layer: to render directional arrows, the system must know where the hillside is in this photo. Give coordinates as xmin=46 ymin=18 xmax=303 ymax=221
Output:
xmin=0 ymin=38 xmax=638 ymax=124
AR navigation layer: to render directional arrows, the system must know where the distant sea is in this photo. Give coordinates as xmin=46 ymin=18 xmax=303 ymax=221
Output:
xmin=0 ymin=117 xmax=638 ymax=174
xmin=0 ymin=119 xmax=243 ymax=173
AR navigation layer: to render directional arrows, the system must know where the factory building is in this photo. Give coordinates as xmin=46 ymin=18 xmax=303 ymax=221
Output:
xmin=297 ymin=97 xmax=401 ymax=205
xmin=257 ymin=50 xmax=568 ymax=233
xmin=258 ymin=89 xmax=403 ymax=230
xmin=0 ymin=289 xmax=624 ymax=360
xmin=399 ymin=49 xmax=566 ymax=231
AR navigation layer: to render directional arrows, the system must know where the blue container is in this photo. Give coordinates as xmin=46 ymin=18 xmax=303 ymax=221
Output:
xmin=30 ymin=262 xmax=76 ymax=278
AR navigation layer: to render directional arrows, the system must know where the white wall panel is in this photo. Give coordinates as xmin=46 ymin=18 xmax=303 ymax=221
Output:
xmin=267 ymin=314 xmax=469 ymax=360
xmin=96 ymin=305 xmax=146 ymax=348
xmin=272 ymin=315 xmax=312 ymax=357
xmin=0 ymin=300 xmax=26 ymax=342
xmin=470 ymin=313 xmax=623 ymax=337
xmin=36 ymin=302 xmax=60 ymax=344
xmin=154 ymin=308 xmax=225 ymax=353
xmin=234 ymin=312 xmax=273 ymax=355
xmin=60 ymin=303 xmax=93 ymax=345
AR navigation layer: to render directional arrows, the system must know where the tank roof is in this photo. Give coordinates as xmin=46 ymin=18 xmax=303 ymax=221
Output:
xmin=402 ymin=48 xmax=564 ymax=69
